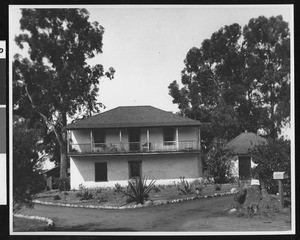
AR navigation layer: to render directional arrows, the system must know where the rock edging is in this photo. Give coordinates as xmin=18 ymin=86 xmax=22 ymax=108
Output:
xmin=32 ymin=191 xmax=237 ymax=210
xmin=14 ymin=213 xmax=54 ymax=227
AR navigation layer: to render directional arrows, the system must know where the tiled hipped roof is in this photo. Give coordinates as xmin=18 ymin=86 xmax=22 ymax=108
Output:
xmin=226 ymin=132 xmax=267 ymax=155
xmin=66 ymin=106 xmax=201 ymax=129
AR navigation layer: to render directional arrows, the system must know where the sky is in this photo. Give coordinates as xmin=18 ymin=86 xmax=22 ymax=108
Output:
xmin=9 ymin=5 xmax=292 ymax=114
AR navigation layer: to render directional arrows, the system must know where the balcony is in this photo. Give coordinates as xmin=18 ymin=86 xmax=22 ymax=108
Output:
xmin=68 ymin=141 xmax=200 ymax=156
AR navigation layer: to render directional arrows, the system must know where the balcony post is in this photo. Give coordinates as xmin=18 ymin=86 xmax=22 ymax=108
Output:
xmin=147 ymin=129 xmax=150 ymax=150
xmin=176 ymin=128 xmax=179 ymax=150
xmin=90 ymin=130 xmax=93 ymax=152
xmin=67 ymin=130 xmax=70 ymax=153
xmin=198 ymin=127 xmax=201 ymax=150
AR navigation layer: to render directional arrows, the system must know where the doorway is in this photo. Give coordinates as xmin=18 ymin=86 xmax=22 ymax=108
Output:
xmin=238 ymin=156 xmax=251 ymax=180
xmin=128 ymin=128 xmax=141 ymax=151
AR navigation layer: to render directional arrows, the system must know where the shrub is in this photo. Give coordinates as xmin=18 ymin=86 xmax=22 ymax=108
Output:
xmin=97 ymin=196 xmax=108 ymax=203
xmin=53 ymin=194 xmax=61 ymax=200
xmin=79 ymin=190 xmax=93 ymax=200
xmin=176 ymin=177 xmax=195 ymax=195
xmin=153 ymin=185 xmax=161 ymax=193
xmin=250 ymin=138 xmax=290 ymax=195
xmin=119 ymin=176 xmax=156 ymax=204
xmin=76 ymin=184 xmax=94 ymax=200
xmin=55 ymin=177 xmax=70 ymax=192
xmin=191 ymin=179 xmax=205 ymax=195
xmin=114 ymin=183 xmax=122 ymax=193
xmin=214 ymin=184 xmax=221 ymax=191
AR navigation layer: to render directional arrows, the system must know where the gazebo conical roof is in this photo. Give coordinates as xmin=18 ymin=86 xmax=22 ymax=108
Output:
xmin=226 ymin=132 xmax=267 ymax=155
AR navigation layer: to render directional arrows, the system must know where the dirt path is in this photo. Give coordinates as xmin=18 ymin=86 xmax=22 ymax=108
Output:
xmin=16 ymin=195 xmax=291 ymax=232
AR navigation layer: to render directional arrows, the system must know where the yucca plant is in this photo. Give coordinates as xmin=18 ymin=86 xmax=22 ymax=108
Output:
xmin=119 ymin=176 xmax=156 ymax=204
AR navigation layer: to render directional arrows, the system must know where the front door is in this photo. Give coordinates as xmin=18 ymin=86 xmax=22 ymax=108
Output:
xmin=128 ymin=128 xmax=141 ymax=151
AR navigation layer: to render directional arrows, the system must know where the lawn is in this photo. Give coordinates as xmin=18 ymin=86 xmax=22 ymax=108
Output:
xmin=34 ymin=181 xmax=239 ymax=207
xmin=14 ymin=194 xmax=292 ymax=232
xmin=13 ymin=217 xmax=50 ymax=232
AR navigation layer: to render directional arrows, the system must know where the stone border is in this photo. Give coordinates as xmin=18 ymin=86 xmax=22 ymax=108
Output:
xmin=13 ymin=213 xmax=54 ymax=227
xmin=32 ymin=191 xmax=237 ymax=210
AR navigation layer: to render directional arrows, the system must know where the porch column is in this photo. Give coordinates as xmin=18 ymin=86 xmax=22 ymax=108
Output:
xmin=90 ymin=130 xmax=93 ymax=151
xmin=176 ymin=128 xmax=179 ymax=150
xmin=198 ymin=127 xmax=201 ymax=150
xmin=147 ymin=129 xmax=150 ymax=150
xmin=67 ymin=130 xmax=70 ymax=153
xmin=119 ymin=129 xmax=122 ymax=142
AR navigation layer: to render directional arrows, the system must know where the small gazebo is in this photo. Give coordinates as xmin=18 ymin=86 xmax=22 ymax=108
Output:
xmin=227 ymin=132 xmax=267 ymax=180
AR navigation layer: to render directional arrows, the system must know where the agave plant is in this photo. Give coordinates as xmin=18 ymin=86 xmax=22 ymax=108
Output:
xmin=119 ymin=176 xmax=156 ymax=204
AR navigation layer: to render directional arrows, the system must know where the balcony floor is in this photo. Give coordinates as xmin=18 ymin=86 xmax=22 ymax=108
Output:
xmin=68 ymin=149 xmax=201 ymax=157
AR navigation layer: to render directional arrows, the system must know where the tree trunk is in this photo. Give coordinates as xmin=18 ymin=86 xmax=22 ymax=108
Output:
xmin=60 ymin=112 xmax=68 ymax=179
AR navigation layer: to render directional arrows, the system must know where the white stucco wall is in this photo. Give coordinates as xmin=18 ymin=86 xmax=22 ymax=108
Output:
xmin=70 ymin=153 xmax=202 ymax=189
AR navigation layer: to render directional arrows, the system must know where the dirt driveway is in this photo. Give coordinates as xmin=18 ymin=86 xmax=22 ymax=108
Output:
xmin=16 ymin=195 xmax=291 ymax=232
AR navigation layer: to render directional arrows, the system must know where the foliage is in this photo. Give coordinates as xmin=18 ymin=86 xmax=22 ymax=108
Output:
xmin=168 ymin=15 xmax=290 ymax=147
xmin=13 ymin=8 xmax=115 ymax=178
xmin=76 ymin=190 xmax=93 ymax=201
xmin=119 ymin=176 xmax=156 ymax=204
xmin=250 ymin=138 xmax=290 ymax=195
xmin=97 ymin=196 xmax=108 ymax=203
xmin=13 ymin=116 xmax=46 ymax=212
xmin=214 ymin=184 xmax=221 ymax=191
xmin=76 ymin=184 xmax=94 ymax=200
xmin=53 ymin=194 xmax=61 ymax=200
xmin=153 ymin=185 xmax=161 ymax=193
xmin=56 ymin=177 xmax=70 ymax=192
xmin=176 ymin=177 xmax=195 ymax=195
xmin=114 ymin=183 xmax=123 ymax=193
xmin=204 ymin=138 xmax=232 ymax=184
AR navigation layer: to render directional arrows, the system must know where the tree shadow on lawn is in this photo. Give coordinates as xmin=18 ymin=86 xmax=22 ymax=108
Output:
xmin=54 ymin=223 xmax=136 ymax=232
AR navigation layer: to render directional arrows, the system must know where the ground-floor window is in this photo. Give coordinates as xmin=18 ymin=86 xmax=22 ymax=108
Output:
xmin=128 ymin=161 xmax=142 ymax=179
xmin=95 ymin=162 xmax=108 ymax=182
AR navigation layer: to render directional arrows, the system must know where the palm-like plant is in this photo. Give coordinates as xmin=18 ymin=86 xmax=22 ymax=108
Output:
xmin=120 ymin=176 xmax=156 ymax=204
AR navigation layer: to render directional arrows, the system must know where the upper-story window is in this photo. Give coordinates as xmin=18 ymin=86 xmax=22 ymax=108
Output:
xmin=163 ymin=127 xmax=175 ymax=145
xmin=93 ymin=129 xmax=106 ymax=145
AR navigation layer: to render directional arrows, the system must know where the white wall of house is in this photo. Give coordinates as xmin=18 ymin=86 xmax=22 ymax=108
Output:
xmin=70 ymin=153 xmax=202 ymax=189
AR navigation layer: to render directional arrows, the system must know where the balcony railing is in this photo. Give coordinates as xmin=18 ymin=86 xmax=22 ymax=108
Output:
xmin=68 ymin=141 xmax=200 ymax=155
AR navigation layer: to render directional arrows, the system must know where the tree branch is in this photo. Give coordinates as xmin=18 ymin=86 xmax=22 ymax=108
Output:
xmin=23 ymin=84 xmax=63 ymax=146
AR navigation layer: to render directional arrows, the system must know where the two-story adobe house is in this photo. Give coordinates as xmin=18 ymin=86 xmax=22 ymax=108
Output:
xmin=66 ymin=106 xmax=202 ymax=189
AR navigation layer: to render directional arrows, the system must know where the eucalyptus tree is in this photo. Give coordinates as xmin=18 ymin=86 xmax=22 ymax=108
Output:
xmin=168 ymin=15 xmax=290 ymax=148
xmin=13 ymin=8 xmax=115 ymax=178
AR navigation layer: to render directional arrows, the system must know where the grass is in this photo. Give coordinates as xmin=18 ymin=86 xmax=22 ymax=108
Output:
xmin=14 ymin=193 xmax=291 ymax=232
xmin=34 ymin=182 xmax=238 ymax=207
xmin=13 ymin=217 xmax=50 ymax=232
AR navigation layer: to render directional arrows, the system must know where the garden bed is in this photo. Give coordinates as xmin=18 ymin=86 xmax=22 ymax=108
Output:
xmin=34 ymin=182 xmax=239 ymax=208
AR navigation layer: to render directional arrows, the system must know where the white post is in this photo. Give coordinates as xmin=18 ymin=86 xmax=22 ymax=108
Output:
xmin=67 ymin=130 xmax=70 ymax=153
xmin=119 ymin=129 xmax=122 ymax=142
xmin=90 ymin=130 xmax=93 ymax=152
xmin=176 ymin=128 xmax=179 ymax=150
xmin=147 ymin=129 xmax=150 ymax=150
xmin=198 ymin=128 xmax=201 ymax=150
